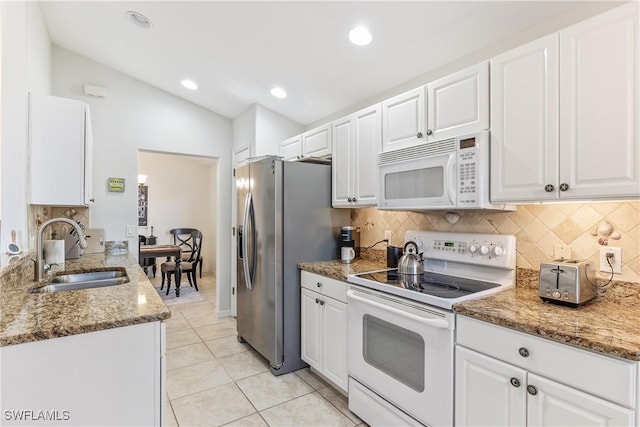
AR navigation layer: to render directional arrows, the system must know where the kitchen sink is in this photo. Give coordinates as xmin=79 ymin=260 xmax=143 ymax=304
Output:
xmin=30 ymin=268 xmax=130 ymax=293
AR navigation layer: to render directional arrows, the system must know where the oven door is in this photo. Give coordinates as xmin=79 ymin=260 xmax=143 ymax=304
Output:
xmin=347 ymin=286 xmax=455 ymax=427
xmin=378 ymin=149 xmax=456 ymax=210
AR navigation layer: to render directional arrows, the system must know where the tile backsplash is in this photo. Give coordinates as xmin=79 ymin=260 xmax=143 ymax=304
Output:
xmin=352 ymin=202 xmax=640 ymax=282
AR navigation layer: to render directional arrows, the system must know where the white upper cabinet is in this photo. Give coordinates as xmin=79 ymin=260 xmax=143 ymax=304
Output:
xmin=332 ymin=104 xmax=381 ymax=207
xmin=427 ymin=61 xmax=489 ymax=141
xmin=381 ymin=62 xmax=489 ymax=152
xmin=29 ymin=93 xmax=93 ymax=206
xmin=381 ymin=86 xmax=426 ymax=152
xmin=559 ymin=2 xmax=640 ymax=200
xmin=280 ymin=134 xmax=302 ymax=161
xmin=302 ymin=124 xmax=332 ymax=159
xmin=491 ymin=3 xmax=640 ymax=202
xmin=491 ymin=34 xmax=560 ymax=202
xmin=280 ymin=124 xmax=332 ymax=161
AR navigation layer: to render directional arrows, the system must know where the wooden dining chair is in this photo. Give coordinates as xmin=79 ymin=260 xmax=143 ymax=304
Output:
xmin=160 ymin=229 xmax=203 ymax=294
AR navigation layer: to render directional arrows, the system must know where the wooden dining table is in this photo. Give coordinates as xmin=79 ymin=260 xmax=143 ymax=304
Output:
xmin=139 ymin=244 xmax=183 ymax=297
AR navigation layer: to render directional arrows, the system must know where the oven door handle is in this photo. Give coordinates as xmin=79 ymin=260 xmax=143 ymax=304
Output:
xmin=347 ymin=290 xmax=450 ymax=329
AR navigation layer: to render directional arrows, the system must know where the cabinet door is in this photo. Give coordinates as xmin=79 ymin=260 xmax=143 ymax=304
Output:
xmin=29 ymin=94 xmax=88 ymax=206
xmin=527 ymin=373 xmax=635 ymax=426
xmin=280 ymin=135 xmax=302 ymax=161
xmin=0 ymin=322 xmax=162 ymax=426
xmin=490 ymin=34 xmax=560 ymax=202
xmin=83 ymin=105 xmax=94 ymax=204
xmin=427 ymin=61 xmax=489 ymax=141
xmin=321 ymin=297 xmax=348 ymax=393
xmin=353 ymin=104 xmax=381 ymax=207
xmin=455 ymin=346 xmax=527 ymax=427
xmin=302 ymin=124 xmax=331 ymax=158
xmin=560 ymin=3 xmax=640 ymax=199
xmin=382 ymin=86 xmax=426 ymax=152
xmin=300 ymin=289 xmax=322 ymax=371
xmin=332 ymin=116 xmax=353 ymax=207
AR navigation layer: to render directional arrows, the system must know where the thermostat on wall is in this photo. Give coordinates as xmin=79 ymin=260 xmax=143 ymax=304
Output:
xmin=108 ymin=178 xmax=125 ymax=192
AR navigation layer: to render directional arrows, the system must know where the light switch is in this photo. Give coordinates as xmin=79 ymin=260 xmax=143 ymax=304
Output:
xmin=126 ymin=225 xmax=135 ymax=237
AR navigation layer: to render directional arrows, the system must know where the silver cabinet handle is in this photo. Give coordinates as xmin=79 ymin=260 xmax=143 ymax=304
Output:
xmin=519 ymin=347 xmax=530 ymax=358
xmin=352 ymin=197 xmax=357 ymax=202
xmin=315 ymin=298 xmax=320 ymax=304
xmin=89 ymin=198 xmax=95 ymax=203
xmin=510 ymin=378 xmax=521 ymax=388
xmin=544 ymin=184 xmax=555 ymax=192
xmin=426 ymin=129 xmax=433 ymax=136
xmin=316 ymin=282 xmax=322 ymax=288
xmin=559 ymin=183 xmax=569 ymax=191
xmin=416 ymin=132 xmax=423 ymax=138
xmin=527 ymin=385 xmax=538 ymax=396
xmin=319 ymin=299 xmax=325 ymax=306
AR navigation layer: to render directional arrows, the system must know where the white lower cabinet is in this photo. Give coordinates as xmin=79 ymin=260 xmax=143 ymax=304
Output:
xmin=0 ymin=322 xmax=165 ymax=426
xmin=455 ymin=316 xmax=637 ymax=427
xmin=300 ymin=271 xmax=348 ymax=393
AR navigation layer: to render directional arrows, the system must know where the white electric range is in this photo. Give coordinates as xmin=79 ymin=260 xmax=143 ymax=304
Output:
xmin=346 ymin=230 xmax=516 ymax=427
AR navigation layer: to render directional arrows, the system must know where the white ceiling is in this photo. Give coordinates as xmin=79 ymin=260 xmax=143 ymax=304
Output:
xmin=41 ymin=1 xmax=585 ymax=126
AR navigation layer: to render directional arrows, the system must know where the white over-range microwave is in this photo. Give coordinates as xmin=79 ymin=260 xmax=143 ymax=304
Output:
xmin=378 ymin=131 xmax=514 ymax=211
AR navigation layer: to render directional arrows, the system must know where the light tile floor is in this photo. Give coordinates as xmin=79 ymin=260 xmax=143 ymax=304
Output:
xmin=149 ymin=273 xmax=365 ymax=427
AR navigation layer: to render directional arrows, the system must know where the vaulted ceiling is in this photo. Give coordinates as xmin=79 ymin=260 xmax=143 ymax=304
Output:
xmin=41 ymin=1 xmax=586 ymax=125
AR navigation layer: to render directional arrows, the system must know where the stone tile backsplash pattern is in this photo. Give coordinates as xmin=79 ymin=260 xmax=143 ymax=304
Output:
xmin=352 ymin=202 xmax=640 ymax=282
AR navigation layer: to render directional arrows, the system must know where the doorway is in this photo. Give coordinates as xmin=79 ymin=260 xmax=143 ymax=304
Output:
xmin=137 ymin=150 xmax=218 ymax=278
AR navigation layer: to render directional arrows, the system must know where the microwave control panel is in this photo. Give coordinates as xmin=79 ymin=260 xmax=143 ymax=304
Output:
xmin=457 ymin=136 xmax=480 ymax=207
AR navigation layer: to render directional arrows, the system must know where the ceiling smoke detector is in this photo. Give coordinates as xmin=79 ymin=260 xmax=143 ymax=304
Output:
xmin=126 ymin=11 xmax=152 ymax=29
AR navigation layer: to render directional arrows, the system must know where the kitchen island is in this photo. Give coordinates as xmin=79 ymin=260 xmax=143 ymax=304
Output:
xmin=0 ymin=252 xmax=170 ymax=426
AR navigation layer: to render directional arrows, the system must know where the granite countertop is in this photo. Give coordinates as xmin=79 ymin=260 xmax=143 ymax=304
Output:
xmin=0 ymin=253 xmax=171 ymax=347
xmin=300 ymin=256 xmax=640 ymax=362
xmin=454 ymin=269 xmax=640 ymax=361
xmin=298 ymin=257 xmax=387 ymax=282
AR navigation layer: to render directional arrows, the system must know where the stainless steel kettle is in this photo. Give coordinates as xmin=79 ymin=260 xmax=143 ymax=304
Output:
xmin=397 ymin=241 xmax=424 ymax=275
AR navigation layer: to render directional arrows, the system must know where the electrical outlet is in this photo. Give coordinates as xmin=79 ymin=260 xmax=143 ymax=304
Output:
xmin=599 ymin=247 xmax=622 ymax=274
xmin=384 ymin=230 xmax=392 ymax=242
xmin=553 ymin=244 xmax=571 ymax=261
xmin=126 ymin=225 xmax=135 ymax=237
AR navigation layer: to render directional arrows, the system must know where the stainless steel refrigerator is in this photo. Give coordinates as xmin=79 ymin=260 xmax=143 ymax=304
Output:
xmin=236 ymin=157 xmax=348 ymax=375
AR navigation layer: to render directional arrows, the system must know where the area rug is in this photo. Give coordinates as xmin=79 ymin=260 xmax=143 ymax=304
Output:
xmin=153 ymin=281 xmax=205 ymax=306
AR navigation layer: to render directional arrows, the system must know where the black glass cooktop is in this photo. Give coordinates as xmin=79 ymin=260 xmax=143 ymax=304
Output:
xmin=353 ymin=269 xmax=499 ymax=299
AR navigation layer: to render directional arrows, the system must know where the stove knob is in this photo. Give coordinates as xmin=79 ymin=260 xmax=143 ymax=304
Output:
xmin=552 ymin=291 xmax=561 ymax=298
xmin=469 ymin=244 xmax=478 ymax=254
xmin=492 ymin=246 xmax=504 ymax=257
xmin=480 ymin=245 xmax=489 ymax=255
xmin=414 ymin=239 xmax=423 ymax=248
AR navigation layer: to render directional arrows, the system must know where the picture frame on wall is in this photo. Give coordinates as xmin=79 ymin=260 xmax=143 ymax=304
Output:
xmin=138 ymin=185 xmax=148 ymax=226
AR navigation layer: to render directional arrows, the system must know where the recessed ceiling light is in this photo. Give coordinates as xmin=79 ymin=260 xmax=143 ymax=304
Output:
xmin=126 ymin=11 xmax=152 ymax=29
xmin=270 ymin=87 xmax=287 ymax=99
xmin=181 ymin=79 xmax=198 ymax=90
xmin=349 ymin=26 xmax=372 ymax=46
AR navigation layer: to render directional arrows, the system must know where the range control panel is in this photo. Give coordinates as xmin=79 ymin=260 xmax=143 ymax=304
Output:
xmin=404 ymin=230 xmax=516 ymax=270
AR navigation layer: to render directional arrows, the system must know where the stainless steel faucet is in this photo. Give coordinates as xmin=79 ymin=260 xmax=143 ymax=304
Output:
xmin=34 ymin=217 xmax=88 ymax=281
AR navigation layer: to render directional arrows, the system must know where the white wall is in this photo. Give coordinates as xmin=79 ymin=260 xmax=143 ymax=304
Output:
xmin=51 ymin=46 xmax=234 ymax=316
xmin=138 ymin=151 xmax=217 ymax=275
xmin=0 ymin=1 xmax=51 ymax=250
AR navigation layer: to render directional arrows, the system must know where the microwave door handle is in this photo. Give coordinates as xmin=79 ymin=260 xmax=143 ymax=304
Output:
xmin=447 ymin=155 xmax=456 ymax=205
xmin=347 ymin=290 xmax=450 ymax=329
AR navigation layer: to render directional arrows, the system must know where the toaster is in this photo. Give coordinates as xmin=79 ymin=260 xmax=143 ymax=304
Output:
xmin=539 ymin=259 xmax=596 ymax=307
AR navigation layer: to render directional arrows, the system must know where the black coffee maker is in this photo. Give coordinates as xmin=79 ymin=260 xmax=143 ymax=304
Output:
xmin=339 ymin=226 xmax=360 ymax=263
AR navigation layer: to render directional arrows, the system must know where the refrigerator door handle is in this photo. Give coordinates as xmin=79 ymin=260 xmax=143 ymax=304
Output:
xmin=242 ymin=192 xmax=255 ymax=290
